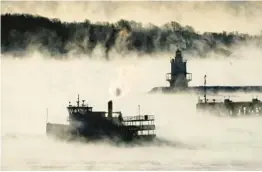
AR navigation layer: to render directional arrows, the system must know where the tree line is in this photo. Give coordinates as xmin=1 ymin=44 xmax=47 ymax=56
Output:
xmin=1 ymin=13 xmax=261 ymax=58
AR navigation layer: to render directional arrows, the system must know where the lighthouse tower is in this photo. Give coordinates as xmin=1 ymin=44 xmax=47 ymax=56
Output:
xmin=166 ymin=49 xmax=192 ymax=89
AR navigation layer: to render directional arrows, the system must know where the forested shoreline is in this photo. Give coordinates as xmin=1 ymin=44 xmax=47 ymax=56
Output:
xmin=1 ymin=13 xmax=262 ymax=59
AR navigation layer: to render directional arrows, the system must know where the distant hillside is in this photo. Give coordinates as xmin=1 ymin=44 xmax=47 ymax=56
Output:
xmin=1 ymin=13 xmax=262 ymax=59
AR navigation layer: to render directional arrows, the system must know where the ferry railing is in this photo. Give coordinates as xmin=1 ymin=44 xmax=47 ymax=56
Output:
xmin=197 ymin=98 xmax=228 ymax=103
xmin=123 ymin=115 xmax=154 ymax=122
xmin=125 ymin=125 xmax=156 ymax=131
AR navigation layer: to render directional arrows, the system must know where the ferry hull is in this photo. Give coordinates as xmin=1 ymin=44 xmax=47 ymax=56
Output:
xmin=46 ymin=122 xmax=156 ymax=143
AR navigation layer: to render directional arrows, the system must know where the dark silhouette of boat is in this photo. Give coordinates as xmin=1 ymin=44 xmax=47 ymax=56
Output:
xmin=46 ymin=95 xmax=156 ymax=143
xmin=196 ymin=75 xmax=262 ymax=116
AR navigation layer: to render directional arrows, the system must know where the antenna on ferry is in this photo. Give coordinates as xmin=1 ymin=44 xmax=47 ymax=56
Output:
xmin=77 ymin=94 xmax=80 ymax=107
xmin=204 ymin=75 xmax=207 ymax=103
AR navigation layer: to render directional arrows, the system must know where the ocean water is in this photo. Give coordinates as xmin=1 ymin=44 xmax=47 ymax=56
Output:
xmin=2 ymin=50 xmax=262 ymax=170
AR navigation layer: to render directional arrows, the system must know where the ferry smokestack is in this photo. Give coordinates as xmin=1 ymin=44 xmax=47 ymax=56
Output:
xmin=108 ymin=100 xmax=113 ymax=118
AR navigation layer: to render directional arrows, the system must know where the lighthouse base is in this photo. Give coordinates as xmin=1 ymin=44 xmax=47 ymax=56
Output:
xmin=149 ymin=86 xmax=262 ymax=94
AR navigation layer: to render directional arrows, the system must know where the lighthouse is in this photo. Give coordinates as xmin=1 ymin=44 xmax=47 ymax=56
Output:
xmin=166 ymin=49 xmax=192 ymax=89
xmin=149 ymin=49 xmax=262 ymax=94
